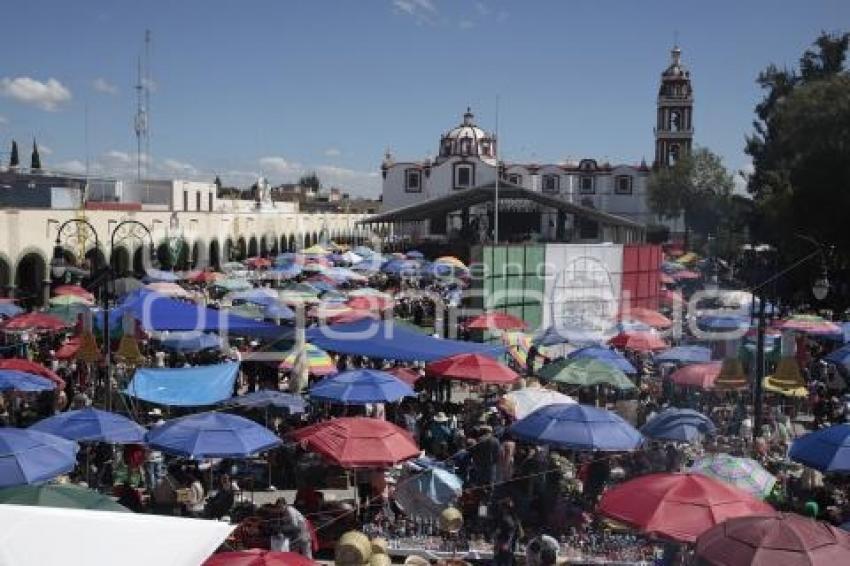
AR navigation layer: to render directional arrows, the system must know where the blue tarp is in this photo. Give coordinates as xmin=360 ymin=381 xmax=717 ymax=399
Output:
xmin=100 ymin=290 xmax=284 ymax=338
xmin=124 ymin=362 xmax=240 ymax=407
xmin=306 ymin=319 xmax=503 ymax=362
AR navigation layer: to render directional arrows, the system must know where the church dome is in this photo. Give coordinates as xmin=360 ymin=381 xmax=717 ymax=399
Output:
xmin=437 ymin=107 xmax=497 ymax=164
xmin=661 ymin=46 xmax=689 ymax=80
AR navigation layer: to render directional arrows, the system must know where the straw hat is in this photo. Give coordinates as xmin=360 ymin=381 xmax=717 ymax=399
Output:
xmin=404 ymin=556 xmax=431 ymax=566
xmin=433 ymin=412 xmax=448 ymax=423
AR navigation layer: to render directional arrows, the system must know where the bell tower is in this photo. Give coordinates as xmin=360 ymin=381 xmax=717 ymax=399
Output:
xmin=654 ymin=46 xmax=693 ymax=168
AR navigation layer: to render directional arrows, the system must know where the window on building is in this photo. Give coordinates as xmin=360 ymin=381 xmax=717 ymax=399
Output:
xmin=460 ymin=138 xmax=472 ymax=155
xmin=183 ymin=191 xmax=188 ymax=211
xmin=542 ymin=174 xmax=559 ymax=194
xmin=480 ymin=140 xmax=490 ymax=156
xmin=441 ymin=140 xmax=452 ymax=156
xmin=209 ymin=192 xmax=214 ymax=211
xmin=508 ymin=173 xmax=522 ymax=186
xmin=196 ymin=191 xmax=201 ymax=210
xmin=454 ymin=164 xmax=473 ymax=189
xmin=580 ymin=176 xmax=595 ymax=194
xmin=405 ymin=169 xmax=421 ymax=193
xmin=615 ymin=175 xmax=632 ymax=195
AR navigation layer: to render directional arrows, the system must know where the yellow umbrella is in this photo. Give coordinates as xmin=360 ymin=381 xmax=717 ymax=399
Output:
xmin=303 ymin=244 xmax=329 ymax=255
xmin=676 ymin=252 xmax=699 ymax=265
xmin=435 ymin=256 xmax=467 ymax=269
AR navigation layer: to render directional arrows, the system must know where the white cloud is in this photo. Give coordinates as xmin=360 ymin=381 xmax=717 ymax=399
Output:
xmin=473 ymin=1 xmax=490 ymax=16
xmin=0 ymin=115 xmax=7 ymax=125
xmin=733 ymin=160 xmax=754 ymax=196
xmin=161 ymin=158 xmax=199 ymax=177
xmin=92 ymin=77 xmax=118 ymax=95
xmin=315 ymin=165 xmax=382 ymax=197
xmin=103 ymin=150 xmax=133 ymax=165
xmin=259 ymin=156 xmax=302 ymax=175
xmin=36 ymin=144 xmax=52 ymax=155
xmin=392 ymin=0 xmax=436 ymax=22
xmin=0 ymin=76 xmax=72 ymax=111
xmin=323 ymin=148 xmax=342 ymax=157
xmin=55 ymin=160 xmax=87 ymax=175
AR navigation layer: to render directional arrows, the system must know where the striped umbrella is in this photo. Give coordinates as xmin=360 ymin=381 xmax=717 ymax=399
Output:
xmin=280 ymin=344 xmax=337 ymax=376
xmin=689 ymin=454 xmax=776 ymax=500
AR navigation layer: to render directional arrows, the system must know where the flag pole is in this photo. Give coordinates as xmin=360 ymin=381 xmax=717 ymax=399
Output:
xmin=493 ymin=96 xmax=500 ymax=244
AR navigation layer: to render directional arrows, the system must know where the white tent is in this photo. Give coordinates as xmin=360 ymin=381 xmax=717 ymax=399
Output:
xmin=0 ymin=505 xmax=233 ymax=566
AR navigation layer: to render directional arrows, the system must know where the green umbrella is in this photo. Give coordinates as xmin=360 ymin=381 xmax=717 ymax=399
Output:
xmin=282 ymin=282 xmax=320 ymax=295
xmin=45 ymin=303 xmax=90 ymax=325
xmin=538 ymin=358 xmax=635 ymax=390
xmin=49 ymin=295 xmax=91 ymax=307
xmin=0 ymin=483 xmax=129 ymax=512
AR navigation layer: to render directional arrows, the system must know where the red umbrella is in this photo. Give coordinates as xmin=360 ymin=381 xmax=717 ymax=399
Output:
xmin=669 ymin=361 xmax=723 ymax=390
xmin=347 ymin=296 xmax=393 ymax=311
xmin=608 ymin=331 xmax=667 ymax=352
xmin=245 ymin=257 xmax=272 ymax=270
xmin=1 ymin=312 xmax=69 ymax=332
xmin=326 ymin=309 xmax=379 ymax=325
xmin=189 ymin=271 xmax=222 ymax=284
xmin=290 ymin=417 xmax=419 ymax=469
xmin=204 ymin=549 xmax=318 ymax=566
xmin=660 ymin=273 xmax=676 ymax=285
xmin=695 ymin=512 xmax=850 ymax=566
xmin=465 ymin=312 xmax=527 ymax=331
xmin=387 ymin=367 xmax=422 ymax=386
xmin=55 ymin=336 xmax=81 ymax=360
xmin=598 ymin=473 xmax=774 ymax=543
xmin=53 ymin=284 xmax=95 ymax=303
xmin=425 ymin=353 xmax=519 ymax=385
xmin=619 ymin=307 xmax=672 ymax=329
xmin=0 ymin=359 xmax=65 ymax=388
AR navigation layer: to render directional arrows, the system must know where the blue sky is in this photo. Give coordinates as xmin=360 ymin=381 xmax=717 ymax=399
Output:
xmin=0 ymin=0 xmax=847 ymax=196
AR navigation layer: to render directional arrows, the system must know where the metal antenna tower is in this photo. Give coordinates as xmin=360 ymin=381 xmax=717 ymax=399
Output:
xmin=133 ymin=30 xmax=151 ymax=180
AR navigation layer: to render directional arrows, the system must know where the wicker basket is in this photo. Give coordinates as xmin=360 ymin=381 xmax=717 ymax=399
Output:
xmin=335 ymin=530 xmax=372 ymax=566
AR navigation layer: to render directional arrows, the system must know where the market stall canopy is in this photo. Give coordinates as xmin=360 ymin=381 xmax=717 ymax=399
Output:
xmin=158 ymin=331 xmax=224 ymax=353
xmin=309 ymin=369 xmax=414 ymax=404
xmin=146 ymin=411 xmax=281 ymax=459
xmin=567 ymin=346 xmax=638 ymax=374
xmin=789 ymin=423 xmax=850 ymax=473
xmin=598 ymin=472 xmax=774 ymax=543
xmin=619 ymin=307 xmax=672 ymax=329
xmin=425 ymin=353 xmax=519 ymax=385
xmin=0 ymin=359 xmax=64 ymax=388
xmin=499 ymin=387 xmax=576 ymax=420
xmin=0 ymin=369 xmax=56 ymax=392
xmin=0 ymin=312 xmax=69 ymax=332
xmin=669 ymin=361 xmax=723 ymax=390
xmin=0 ymin=504 xmax=233 ymax=566
xmin=537 ymin=358 xmax=635 ymax=390
xmin=656 ymin=345 xmax=713 ymax=365
xmin=125 ymin=362 xmax=241 ymax=407
xmin=103 ymin=290 xmax=285 ymax=338
xmin=30 ymin=408 xmax=146 ymax=444
xmin=608 ymin=330 xmax=668 ymax=352
xmin=465 ymin=312 xmax=527 ymax=331
xmin=533 ymin=325 xmax=605 ymax=347
xmin=695 ymin=512 xmax=850 ymax=566
xmin=223 ymin=391 xmax=307 ymax=414
xmin=280 ymin=344 xmax=337 ymax=376
xmin=688 ymin=454 xmax=776 ymax=500
xmin=641 ymin=407 xmax=716 ymax=444
xmin=53 ymin=284 xmax=95 ymax=303
xmin=0 ymin=429 xmax=79 ymax=488
xmin=509 ymin=403 xmax=643 ymax=452
xmin=306 ymin=319 xmax=503 ymax=362
xmin=394 ymin=467 xmax=463 ymax=519
xmin=290 ymin=417 xmax=419 ymax=469
xmin=0 ymin=483 xmax=129 ymax=512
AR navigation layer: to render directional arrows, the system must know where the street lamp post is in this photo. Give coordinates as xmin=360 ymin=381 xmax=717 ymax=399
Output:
xmin=52 ymin=219 xmax=154 ymax=411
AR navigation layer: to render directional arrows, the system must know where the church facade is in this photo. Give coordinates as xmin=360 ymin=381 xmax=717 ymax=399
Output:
xmin=379 ymin=47 xmax=692 ymax=241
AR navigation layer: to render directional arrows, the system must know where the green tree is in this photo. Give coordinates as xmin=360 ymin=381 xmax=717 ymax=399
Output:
xmin=30 ymin=139 xmax=41 ymax=170
xmin=298 ymin=172 xmax=321 ymax=191
xmin=647 ymin=147 xmax=735 ymax=249
xmin=745 ymin=32 xmax=850 ymax=303
xmin=9 ymin=140 xmax=18 ymax=167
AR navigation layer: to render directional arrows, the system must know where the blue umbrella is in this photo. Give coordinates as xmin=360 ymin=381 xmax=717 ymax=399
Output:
xmin=0 ymin=428 xmax=80 ymax=487
xmin=568 ymin=346 xmax=637 ymax=374
xmin=825 ymin=344 xmax=850 ymax=371
xmin=790 ymin=423 xmax=850 ymax=473
xmin=0 ymin=303 xmax=23 ymax=317
xmin=309 ymin=369 xmax=414 ymax=404
xmin=224 ymin=390 xmax=307 ymax=414
xmin=0 ymin=370 xmax=55 ymax=392
xmin=309 ymin=280 xmax=337 ymax=294
xmin=697 ymin=315 xmax=750 ymax=332
xmin=406 ymin=250 xmax=424 ymax=259
xmin=607 ymin=320 xmax=652 ymax=334
xmin=533 ymin=325 xmax=604 ymax=347
xmin=230 ymin=289 xmax=280 ymax=306
xmin=640 ymin=407 xmax=716 ymax=443
xmin=271 ymin=263 xmax=302 ymax=279
xmin=394 ymin=467 xmax=462 ymax=518
xmin=146 ymin=412 xmax=281 ymax=459
xmin=30 ymin=408 xmax=146 ymax=444
xmin=159 ymin=332 xmax=223 ymax=352
xmin=656 ymin=345 xmax=713 ymax=365
xmin=382 ymin=259 xmax=420 ymax=276
xmin=509 ymin=403 xmax=643 ymax=452
xmin=263 ymin=302 xmax=296 ymax=320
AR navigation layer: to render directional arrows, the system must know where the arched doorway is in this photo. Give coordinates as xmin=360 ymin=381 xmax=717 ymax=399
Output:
xmin=236 ymin=237 xmax=247 ymax=260
xmin=15 ymin=252 xmax=47 ymax=308
xmin=209 ymin=240 xmax=221 ymax=270
xmin=110 ymin=246 xmax=131 ymax=277
xmin=248 ymin=236 xmax=258 ymax=258
xmin=224 ymin=239 xmax=234 ymax=263
xmin=0 ymin=255 xmax=12 ymax=297
xmin=133 ymin=244 xmax=155 ymax=277
xmin=191 ymin=240 xmax=204 ymax=271
xmin=259 ymin=236 xmax=268 ymax=257
xmin=269 ymin=236 xmax=279 ymax=256
xmin=85 ymin=248 xmax=107 ymax=279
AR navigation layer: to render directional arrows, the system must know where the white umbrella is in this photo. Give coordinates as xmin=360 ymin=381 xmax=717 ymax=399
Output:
xmin=499 ymin=387 xmax=576 ymax=419
xmin=0 ymin=504 xmax=232 ymax=566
